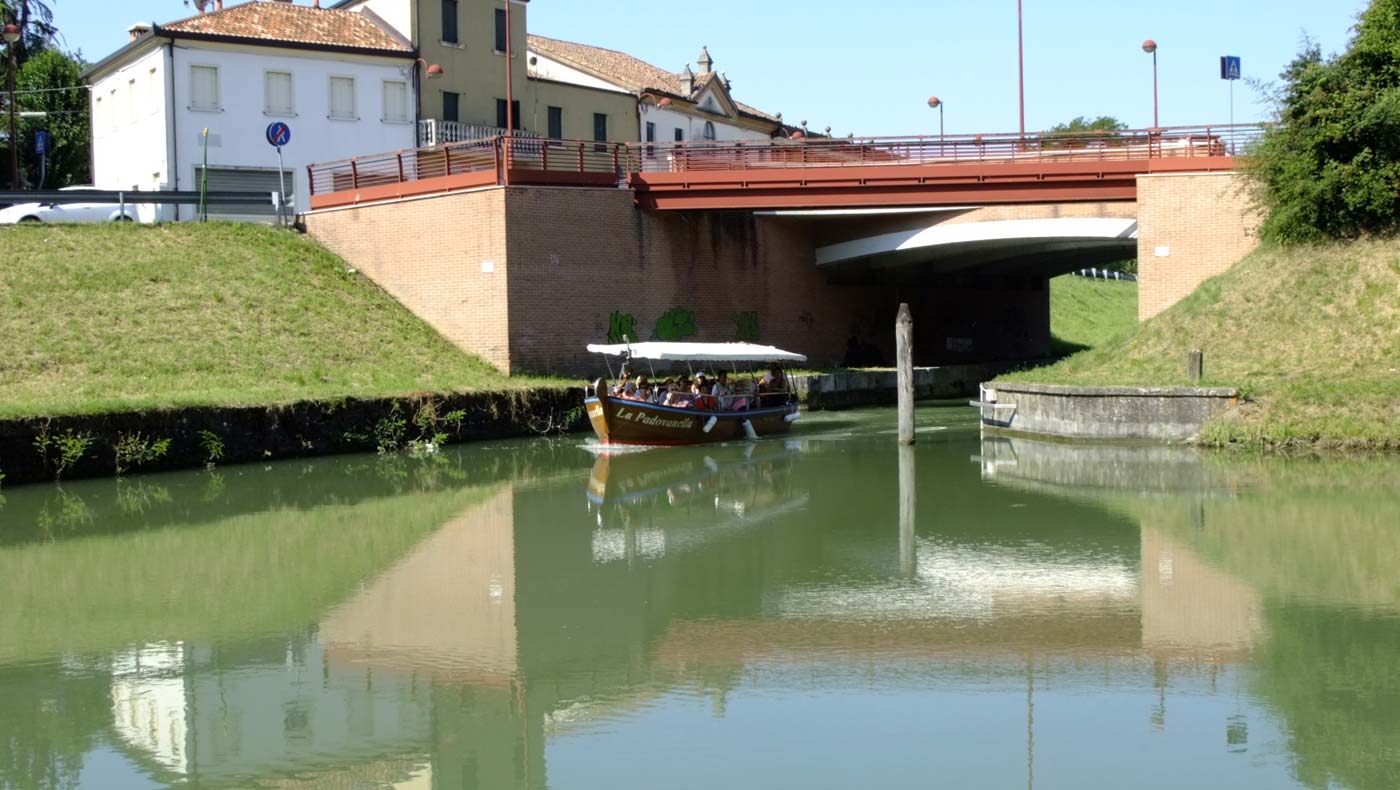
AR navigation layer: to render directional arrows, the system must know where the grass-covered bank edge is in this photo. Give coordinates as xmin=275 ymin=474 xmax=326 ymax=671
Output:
xmin=0 ymin=387 xmax=588 ymax=487
xmin=994 ymin=240 xmax=1400 ymax=452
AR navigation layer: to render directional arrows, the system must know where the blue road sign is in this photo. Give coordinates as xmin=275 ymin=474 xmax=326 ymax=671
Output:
xmin=266 ymin=122 xmax=292 ymax=147
xmin=34 ymin=129 xmax=49 ymax=156
xmin=1221 ymin=56 xmax=1242 ymax=81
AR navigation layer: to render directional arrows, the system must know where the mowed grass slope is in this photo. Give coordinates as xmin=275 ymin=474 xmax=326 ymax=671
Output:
xmin=1000 ymin=240 xmax=1400 ymax=449
xmin=0 ymin=223 xmax=562 ymax=418
xmin=1048 ymin=274 xmax=1138 ymax=354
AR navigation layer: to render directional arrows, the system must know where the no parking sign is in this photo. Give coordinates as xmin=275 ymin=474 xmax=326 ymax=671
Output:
xmin=266 ymin=122 xmax=292 ymax=148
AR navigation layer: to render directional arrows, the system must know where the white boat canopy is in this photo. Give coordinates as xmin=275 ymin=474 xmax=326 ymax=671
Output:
xmin=586 ymin=341 xmax=807 ymax=363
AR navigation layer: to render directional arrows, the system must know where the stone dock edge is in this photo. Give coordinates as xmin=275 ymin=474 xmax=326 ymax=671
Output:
xmin=977 ymin=381 xmax=1242 ymax=442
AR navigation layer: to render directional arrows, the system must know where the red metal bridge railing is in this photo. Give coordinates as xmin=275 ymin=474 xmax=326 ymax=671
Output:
xmin=307 ymin=124 xmax=1264 ymax=209
xmin=627 ymin=124 xmax=1265 ymax=173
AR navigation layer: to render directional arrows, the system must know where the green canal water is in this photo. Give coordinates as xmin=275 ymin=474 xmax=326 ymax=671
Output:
xmin=1 ymin=404 xmax=1398 ymax=789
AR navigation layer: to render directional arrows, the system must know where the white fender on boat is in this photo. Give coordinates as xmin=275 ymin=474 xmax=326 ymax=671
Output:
xmin=785 ymin=411 xmax=801 ymax=423
xmin=703 ymin=416 xmax=719 ymax=433
xmin=742 ymin=419 xmax=759 ymax=441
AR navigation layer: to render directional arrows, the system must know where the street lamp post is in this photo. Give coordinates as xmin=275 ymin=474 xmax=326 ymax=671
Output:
xmin=927 ymin=96 xmax=944 ymax=157
xmin=1142 ymin=39 xmax=1159 ymax=128
xmin=1017 ymin=0 xmax=1025 ymax=136
xmin=4 ymin=23 xmax=20 ymax=189
xmin=412 ymin=58 xmax=443 ymax=144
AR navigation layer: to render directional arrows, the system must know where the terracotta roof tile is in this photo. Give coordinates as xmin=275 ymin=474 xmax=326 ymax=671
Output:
xmin=160 ymin=1 xmax=411 ymax=54
xmin=528 ymin=34 xmax=680 ymax=94
xmin=528 ymin=35 xmax=781 ymax=125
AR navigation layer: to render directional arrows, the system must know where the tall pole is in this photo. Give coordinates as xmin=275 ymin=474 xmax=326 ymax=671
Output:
xmin=896 ymin=303 xmax=914 ymax=446
xmin=7 ymin=44 xmax=16 ymax=188
xmin=504 ymin=0 xmax=514 ymax=135
xmin=1152 ymin=49 xmax=1159 ymax=128
xmin=503 ymin=0 xmax=514 ymax=186
xmin=1017 ymin=0 xmax=1025 ymax=136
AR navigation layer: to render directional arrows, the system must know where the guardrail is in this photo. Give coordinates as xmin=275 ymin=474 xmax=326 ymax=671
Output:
xmin=307 ymin=124 xmax=1265 ymax=209
xmin=630 ymin=124 xmax=1266 ymax=173
xmin=307 ymin=135 xmax=632 ymax=207
xmin=0 ymin=189 xmax=276 ymax=206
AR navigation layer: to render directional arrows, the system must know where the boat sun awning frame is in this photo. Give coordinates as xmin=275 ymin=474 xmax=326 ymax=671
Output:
xmin=586 ymin=341 xmax=807 ymax=363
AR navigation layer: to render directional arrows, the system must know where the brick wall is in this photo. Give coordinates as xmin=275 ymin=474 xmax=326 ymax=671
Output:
xmin=502 ymin=186 xmax=892 ymax=374
xmin=304 ymin=189 xmax=515 ymax=372
xmin=306 ymin=186 xmax=1054 ymax=377
xmin=1137 ymin=173 xmax=1260 ymax=320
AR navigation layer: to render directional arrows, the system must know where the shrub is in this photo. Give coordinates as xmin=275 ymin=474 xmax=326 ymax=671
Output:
xmin=1248 ymin=0 xmax=1400 ymax=242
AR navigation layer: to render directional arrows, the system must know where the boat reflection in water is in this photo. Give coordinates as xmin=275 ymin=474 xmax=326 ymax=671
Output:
xmin=2 ymin=415 xmax=1399 ymax=789
xmin=584 ymin=442 xmax=808 ymax=564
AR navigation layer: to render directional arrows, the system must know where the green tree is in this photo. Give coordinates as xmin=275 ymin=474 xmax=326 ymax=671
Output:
xmin=1049 ymin=115 xmax=1129 ymax=134
xmin=1043 ymin=115 xmax=1130 ymax=149
xmin=15 ymin=49 xmax=90 ymax=188
xmin=1248 ymin=0 xmax=1400 ymax=242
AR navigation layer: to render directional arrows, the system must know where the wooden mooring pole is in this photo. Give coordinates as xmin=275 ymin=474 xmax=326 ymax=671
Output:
xmin=897 ymin=303 xmax=915 ymax=445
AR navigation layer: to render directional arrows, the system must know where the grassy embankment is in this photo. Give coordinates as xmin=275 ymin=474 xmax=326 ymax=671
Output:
xmin=0 ymin=223 xmax=566 ymax=419
xmin=1047 ymin=273 xmax=1139 ymax=354
xmin=1000 ymin=241 xmax=1400 ymax=450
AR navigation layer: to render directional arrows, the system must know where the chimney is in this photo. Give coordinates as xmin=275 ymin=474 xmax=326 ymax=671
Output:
xmin=680 ymin=64 xmax=694 ymax=96
xmin=697 ymin=46 xmax=713 ymax=75
xmin=127 ymin=23 xmax=152 ymax=41
xmin=215 ymin=0 xmax=224 ymax=9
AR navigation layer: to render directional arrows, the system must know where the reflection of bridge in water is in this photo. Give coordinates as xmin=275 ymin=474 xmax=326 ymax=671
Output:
xmin=90 ymin=435 xmax=1286 ymax=789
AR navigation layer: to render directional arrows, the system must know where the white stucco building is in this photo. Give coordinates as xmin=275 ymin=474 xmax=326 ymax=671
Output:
xmin=84 ymin=0 xmax=418 ymax=221
xmin=527 ymin=38 xmax=796 ymax=145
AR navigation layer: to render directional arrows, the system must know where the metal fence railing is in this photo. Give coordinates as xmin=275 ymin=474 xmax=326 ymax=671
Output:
xmin=308 ymin=124 xmax=1265 ymax=202
xmin=628 ymin=124 xmax=1267 ymax=173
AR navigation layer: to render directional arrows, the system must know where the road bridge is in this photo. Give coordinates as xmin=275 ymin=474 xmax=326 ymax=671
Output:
xmin=303 ymin=125 xmax=1261 ymax=374
xmin=308 ymin=125 xmax=1260 ymax=213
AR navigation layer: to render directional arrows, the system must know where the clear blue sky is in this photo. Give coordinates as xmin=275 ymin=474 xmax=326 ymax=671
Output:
xmin=60 ymin=0 xmax=1368 ymax=136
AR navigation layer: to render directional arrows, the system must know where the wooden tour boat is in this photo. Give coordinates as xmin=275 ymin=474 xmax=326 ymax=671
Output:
xmin=584 ymin=341 xmax=806 ymax=447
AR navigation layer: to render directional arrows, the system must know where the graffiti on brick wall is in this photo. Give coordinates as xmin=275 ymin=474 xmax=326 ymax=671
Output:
xmin=651 ymin=307 xmax=698 ymax=341
xmin=607 ymin=311 xmax=637 ymax=344
xmin=732 ymin=311 xmax=759 ymax=342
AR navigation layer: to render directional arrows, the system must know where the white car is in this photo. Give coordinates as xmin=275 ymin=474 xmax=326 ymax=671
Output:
xmin=0 ymin=186 xmax=139 ymax=224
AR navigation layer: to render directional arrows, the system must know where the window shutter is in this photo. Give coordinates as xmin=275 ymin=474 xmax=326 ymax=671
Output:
xmin=382 ymin=81 xmax=408 ymax=122
xmin=265 ymin=71 xmax=293 ymax=116
xmin=329 ymin=76 xmax=356 ymax=119
xmin=191 ymin=65 xmax=219 ymax=110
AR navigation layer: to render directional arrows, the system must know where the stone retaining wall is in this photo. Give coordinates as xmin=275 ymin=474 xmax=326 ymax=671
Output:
xmin=979 ymin=382 xmax=1240 ymax=442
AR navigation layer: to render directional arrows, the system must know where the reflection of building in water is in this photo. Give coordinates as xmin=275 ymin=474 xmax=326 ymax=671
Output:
xmin=107 ymin=640 xmax=433 ymax=787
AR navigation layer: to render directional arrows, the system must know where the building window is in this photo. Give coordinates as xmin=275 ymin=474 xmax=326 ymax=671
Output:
xmin=189 ymin=64 xmax=219 ymax=111
xmin=645 ymin=121 xmax=655 ymax=156
xmin=264 ymin=70 xmax=294 ymax=117
xmin=703 ymin=121 xmax=716 ymax=141
xmin=93 ymin=96 xmax=102 ymax=134
xmin=148 ymin=67 xmax=160 ymax=114
xmin=593 ymin=112 xmax=608 ymax=153
xmin=382 ymin=80 xmax=409 ymax=122
xmin=108 ymin=88 xmax=118 ymax=131
xmin=329 ymin=76 xmax=356 ymax=120
xmin=442 ymin=0 xmax=459 ymax=44
xmin=127 ymin=78 xmax=138 ymax=124
xmin=674 ymin=127 xmax=684 ymax=142
xmin=494 ymin=8 xmax=507 ymax=53
xmin=547 ymin=106 xmax=562 ymax=139
xmin=443 ymin=91 xmax=460 ymax=123
xmin=496 ymin=98 xmax=520 ymax=130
